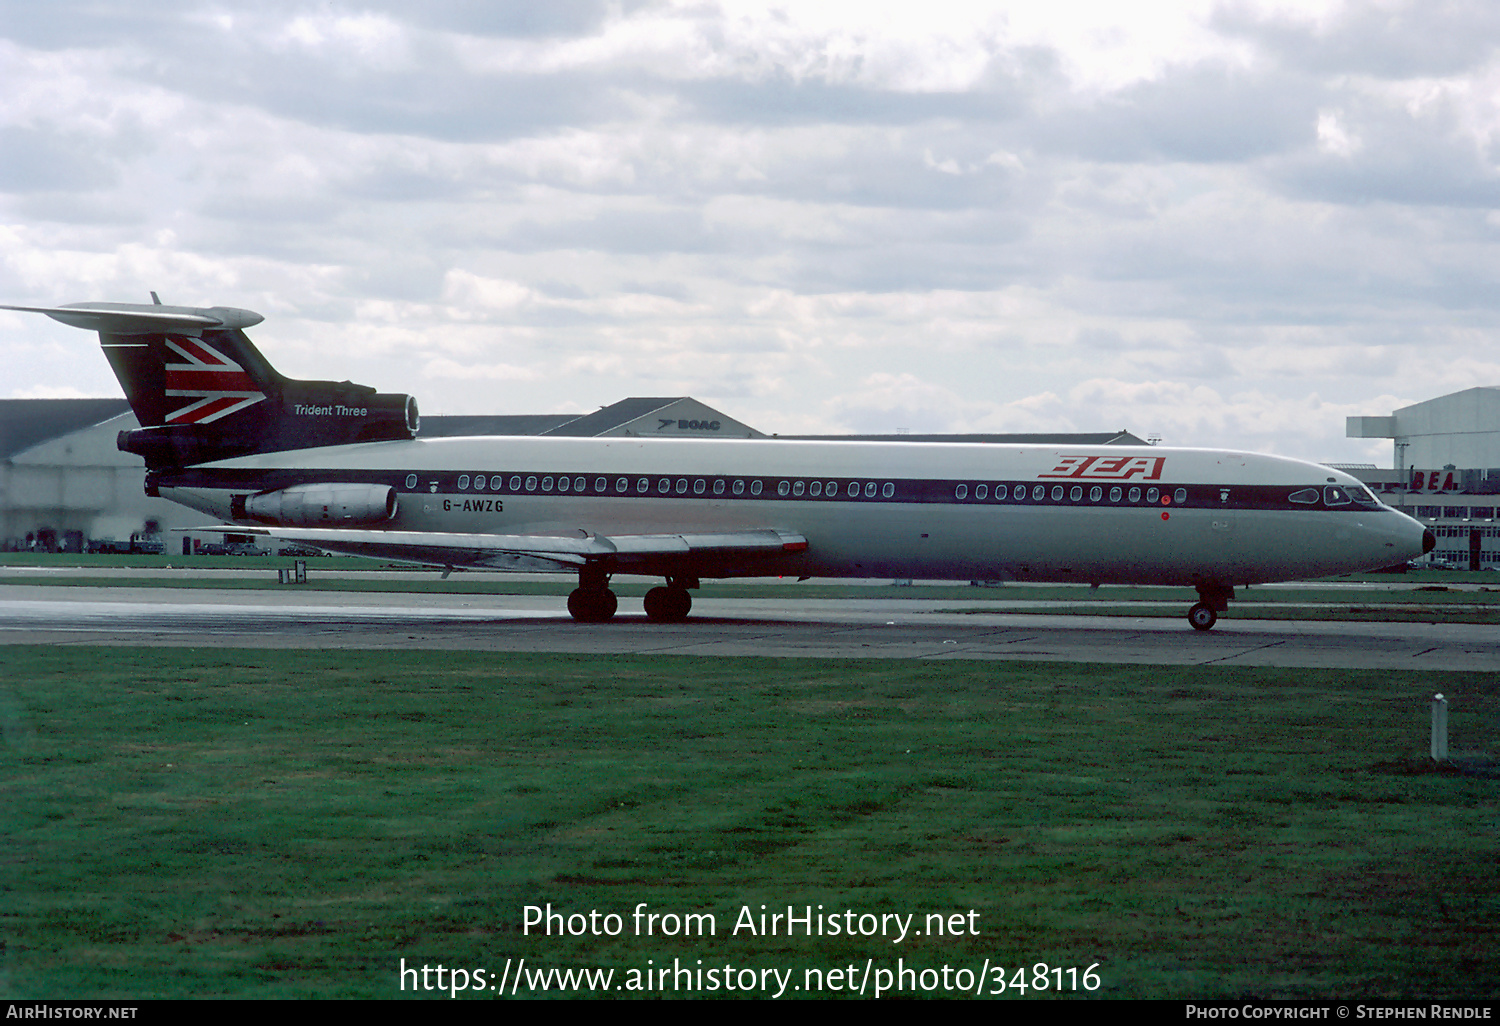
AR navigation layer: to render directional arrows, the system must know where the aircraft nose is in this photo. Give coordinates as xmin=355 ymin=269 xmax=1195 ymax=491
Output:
xmin=1423 ymin=529 xmax=1436 ymax=554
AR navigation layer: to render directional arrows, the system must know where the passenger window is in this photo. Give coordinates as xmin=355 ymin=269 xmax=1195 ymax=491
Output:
xmin=1289 ymin=488 xmax=1318 ymax=504
xmin=557 ymin=476 xmax=569 ymax=493
xmin=1090 ymin=486 xmax=1102 ymax=502
xmin=405 ymin=474 xmax=417 ymax=489
xmin=955 ymin=484 xmax=968 ymax=500
xmin=1146 ymin=487 xmax=1159 ymax=503
xmin=509 ymin=476 xmax=522 ymax=491
xmin=525 ymin=476 xmax=537 ymax=491
xmin=1032 ymin=485 xmax=1045 ymax=501
xmin=864 ymin=482 xmax=877 ymax=498
xmin=751 ymin=480 xmax=763 ymax=496
xmin=975 ymin=484 xmax=988 ymax=500
xmin=616 ymin=477 xmax=629 ymax=492
xmin=574 ymin=477 xmax=585 ymax=492
xmin=674 ymin=478 xmax=687 ymax=494
xmin=694 ymin=479 xmax=706 ymax=495
xmin=733 ymin=480 xmax=745 ymax=495
xmin=595 ymin=477 xmax=607 ymax=492
xmin=1110 ymin=486 xmax=1121 ymax=502
xmin=827 ymin=481 xmax=838 ymax=496
xmin=848 ymin=482 xmax=860 ymax=497
xmin=458 ymin=475 xmax=470 ymax=490
xmin=637 ymin=478 xmax=649 ymax=493
xmin=1174 ymin=487 xmax=1186 ymax=503
xmin=658 ymin=478 xmax=671 ymax=493
xmin=809 ymin=481 xmax=822 ymax=497
xmin=542 ymin=476 xmax=554 ymax=492
xmin=995 ymin=484 xmax=1008 ymax=500
xmin=882 ymin=482 xmax=894 ymax=498
xmin=778 ymin=481 xmax=790 ymax=496
xmin=1050 ymin=485 xmax=1063 ymax=501
xmin=714 ymin=479 xmax=725 ymax=495
xmin=792 ymin=481 xmax=804 ymax=496
xmin=1128 ymin=487 xmax=1141 ymax=502
xmin=491 ymin=476 xmax=503 ymax=491
xmin=1070 ymin=486 xmax=1082 ymax=501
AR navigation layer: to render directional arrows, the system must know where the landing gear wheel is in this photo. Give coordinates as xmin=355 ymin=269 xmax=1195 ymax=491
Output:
xmin=1188 ymin=602 xmax=1217 ymax=631
xmin=568 ymin=587 xmax=617 ymax=623
xmin=643 ymin=586 xmax=692 ymax=623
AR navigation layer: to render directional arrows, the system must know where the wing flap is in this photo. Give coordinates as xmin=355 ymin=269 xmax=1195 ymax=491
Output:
xmin=233 ymin=526 xmax=808 ymax=572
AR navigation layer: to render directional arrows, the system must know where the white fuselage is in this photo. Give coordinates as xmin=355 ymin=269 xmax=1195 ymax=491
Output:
xmin=152 ymin=437 xmax=1429 ymax=587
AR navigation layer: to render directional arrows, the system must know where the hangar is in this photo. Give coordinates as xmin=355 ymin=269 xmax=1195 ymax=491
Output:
xmin=0 ymin=395 xmax=1145 ymax=553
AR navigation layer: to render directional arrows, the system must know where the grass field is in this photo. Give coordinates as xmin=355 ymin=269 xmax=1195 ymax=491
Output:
xmin=1 ymin=647 xmax=1495 ymax=1000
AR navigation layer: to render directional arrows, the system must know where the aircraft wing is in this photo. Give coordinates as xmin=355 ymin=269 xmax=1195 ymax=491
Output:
xmin=235 ymin=526 xmax=809 ymax=574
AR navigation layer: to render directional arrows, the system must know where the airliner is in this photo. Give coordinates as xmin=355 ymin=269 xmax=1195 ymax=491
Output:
xmin=4 ymin=298 xmax=1434 ymax=629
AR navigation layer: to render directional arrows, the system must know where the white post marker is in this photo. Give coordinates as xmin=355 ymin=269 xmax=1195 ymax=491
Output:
xmin=1431 ymin=693 xmax=1448 ymax=763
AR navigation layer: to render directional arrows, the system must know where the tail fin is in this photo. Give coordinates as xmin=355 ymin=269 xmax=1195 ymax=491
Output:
xmin=3 ymin=300 xmax=419 ymax=467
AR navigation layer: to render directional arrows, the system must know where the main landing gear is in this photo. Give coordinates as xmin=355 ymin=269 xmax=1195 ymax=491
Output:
xmin=1188 ymin=583 xmax=1233 ymax=631
xmin=643 ymin=576 xmax=695 ymax=623
xmin=566 ymin=569 xmax=697 ymax=623
xmin=568 ymin=566 xmax=618 ymax=623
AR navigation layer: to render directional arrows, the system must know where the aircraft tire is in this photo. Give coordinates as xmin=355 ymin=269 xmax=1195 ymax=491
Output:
xmin=1188 ymin=603 xmax=1217 ymax=631
xmin=568 ymin=587 xmax=617 ymax=623
xmin=644 ymin=586 xmax=691 ymax=623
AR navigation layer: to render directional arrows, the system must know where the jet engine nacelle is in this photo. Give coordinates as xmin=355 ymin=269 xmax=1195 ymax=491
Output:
xmin=241 ymin=483 xmax=398 ymax=527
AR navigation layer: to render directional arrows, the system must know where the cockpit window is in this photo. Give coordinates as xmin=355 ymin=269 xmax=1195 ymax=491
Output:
xmin=1323 ymin=485 xmax=1351 ymax=506
xmin=1289 ymin=488 xmax=1319 ymax=504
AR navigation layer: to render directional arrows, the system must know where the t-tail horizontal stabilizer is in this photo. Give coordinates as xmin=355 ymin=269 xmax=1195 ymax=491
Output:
xmin=2 ymin=299 xmax=420 ymax=468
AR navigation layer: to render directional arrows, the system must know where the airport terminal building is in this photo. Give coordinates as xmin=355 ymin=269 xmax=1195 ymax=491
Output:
xmin=1347 ymin=386 xmax=1500 ymax=569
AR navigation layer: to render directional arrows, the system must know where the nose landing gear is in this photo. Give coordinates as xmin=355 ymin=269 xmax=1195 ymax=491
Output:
xmin=1188 ymin=583 xmax=1233 ymax=631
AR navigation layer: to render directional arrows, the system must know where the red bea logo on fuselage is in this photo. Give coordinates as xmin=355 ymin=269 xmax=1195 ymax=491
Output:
xmin=1038 ymin=455 xmax=1166 ymax=480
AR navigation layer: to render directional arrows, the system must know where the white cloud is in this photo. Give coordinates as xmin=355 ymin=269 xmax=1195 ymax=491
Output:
xmin=2 ymin=0 xmax=1498 ymax=464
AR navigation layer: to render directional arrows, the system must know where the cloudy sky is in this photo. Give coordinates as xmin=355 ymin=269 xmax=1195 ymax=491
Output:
xmin=3 ymin=0 xmax=1499 ymax=462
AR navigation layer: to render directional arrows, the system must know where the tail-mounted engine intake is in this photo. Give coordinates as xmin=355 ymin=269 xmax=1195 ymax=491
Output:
xmin=236 ymin=484 xmax=398 ymax=527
